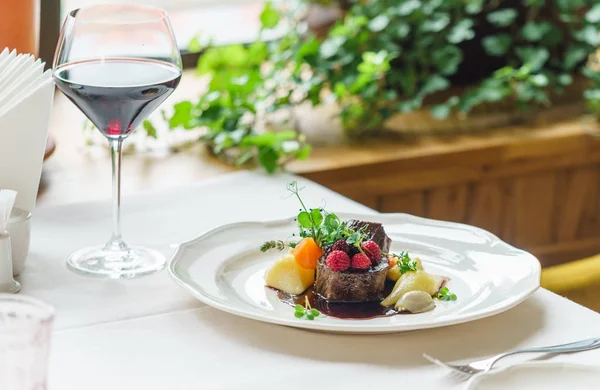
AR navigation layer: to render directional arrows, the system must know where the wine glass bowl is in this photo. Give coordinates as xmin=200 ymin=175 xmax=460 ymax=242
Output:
xmin=53 ymin=5 xmax=182 ymax=278
xmin=54 ymin=59 xmax=180 ymax=140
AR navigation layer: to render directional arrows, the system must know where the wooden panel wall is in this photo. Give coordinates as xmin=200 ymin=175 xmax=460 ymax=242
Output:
xmin=347 ymin=165 xmax=600 ymax=267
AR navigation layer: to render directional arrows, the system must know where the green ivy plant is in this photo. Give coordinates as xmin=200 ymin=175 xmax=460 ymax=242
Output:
xmin=284 ymin=0 xmax=600 ymax=136
xmin=150 ymin=2 xmax=310 ymax=173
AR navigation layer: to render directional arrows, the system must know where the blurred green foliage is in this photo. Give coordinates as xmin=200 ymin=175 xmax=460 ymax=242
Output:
xmin=155 ymin=0 xmax=600 ymax=172
xmin=149 ymin=2 xmax=310 ymax=173
xmin=291 ymin=0 xmax=600 ymax=135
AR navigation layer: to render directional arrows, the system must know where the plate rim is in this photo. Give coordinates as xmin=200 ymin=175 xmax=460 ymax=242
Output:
xmin=168 ymin=212 xmax=541 ymax=333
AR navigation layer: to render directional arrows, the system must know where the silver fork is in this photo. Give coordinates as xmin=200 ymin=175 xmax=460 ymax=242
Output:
xmin=423 ymin=337 xmax=600 ymax=377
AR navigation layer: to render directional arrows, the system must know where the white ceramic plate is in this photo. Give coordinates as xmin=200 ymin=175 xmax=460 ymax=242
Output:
xmin=169 ymin=213 xmax=541 ymax=334
xmin=467 ymin=362 xmax=600 ymax=390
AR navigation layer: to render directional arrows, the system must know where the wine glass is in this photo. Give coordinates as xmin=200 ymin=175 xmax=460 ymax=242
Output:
xmin=53 ymin=5 xmax=182 ymax=278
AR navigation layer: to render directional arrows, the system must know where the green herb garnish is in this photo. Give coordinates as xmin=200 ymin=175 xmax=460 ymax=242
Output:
xmin=287 ymin=181 xmax=319 ymax=242
xmin=286 ymin=181 xmax=368 ymax=249
xmin=260 ymin=182 xmax=369 ymax=252
xmin=345 ymin=224 xmax=369 ymax=254
xmin=435 ymin=287 xmax=458 ymax=301
xmin=260 ymin=240 xmax=287 ymax=252
xmin=392 ymin=251 xmax=418 ymax=274
xmin=294 ymin=297 xmax=322 ymax=321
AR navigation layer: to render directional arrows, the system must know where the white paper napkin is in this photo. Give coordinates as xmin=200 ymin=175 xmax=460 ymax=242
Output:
xmin=0 ymin=48 xmax=54 ymax=212
xmin=0 ymin=59 xmax=43 ymax=108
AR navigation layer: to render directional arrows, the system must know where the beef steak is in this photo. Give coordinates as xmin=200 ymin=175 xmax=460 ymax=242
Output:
xmin=315 ymin=258 xmax=388 ymax=302
xmin=346 ymin=220 xmax=392 ymax=253
xmin=315 ymin=220 xmax=392 ymax=302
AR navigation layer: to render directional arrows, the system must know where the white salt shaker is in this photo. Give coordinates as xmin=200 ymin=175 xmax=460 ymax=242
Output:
xmin=0 ymin=190 xmax=20 ymax=293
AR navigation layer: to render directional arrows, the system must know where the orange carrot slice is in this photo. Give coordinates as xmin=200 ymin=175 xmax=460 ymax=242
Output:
xmin=388 ymin=255 xmax=398 ymax=268
xmin=293 ymin=237 xmax=323 ymax=270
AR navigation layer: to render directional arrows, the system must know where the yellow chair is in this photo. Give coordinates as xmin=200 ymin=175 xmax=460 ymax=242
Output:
xmin=541 ymin=255 xmax=600 ymax=312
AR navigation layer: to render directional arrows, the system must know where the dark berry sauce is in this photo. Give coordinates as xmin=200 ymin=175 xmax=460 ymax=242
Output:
xmin=274 ymin=281 xmax=403 ymax=320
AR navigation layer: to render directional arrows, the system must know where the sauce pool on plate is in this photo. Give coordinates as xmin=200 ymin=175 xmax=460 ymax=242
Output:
xmin=273 ymin=281 xmax=403 ymax=320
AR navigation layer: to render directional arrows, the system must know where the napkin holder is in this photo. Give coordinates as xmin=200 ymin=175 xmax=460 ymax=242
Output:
xmin=0 ymin=48 xmax=54 ymax=213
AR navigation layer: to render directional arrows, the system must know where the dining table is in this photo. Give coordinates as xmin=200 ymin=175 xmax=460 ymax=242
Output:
xmin=20 ymin=170 xmax=600 ymax=389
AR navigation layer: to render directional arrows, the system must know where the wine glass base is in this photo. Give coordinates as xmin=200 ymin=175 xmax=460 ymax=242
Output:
xmin=67 ymin=245 xmax=166 ymax=279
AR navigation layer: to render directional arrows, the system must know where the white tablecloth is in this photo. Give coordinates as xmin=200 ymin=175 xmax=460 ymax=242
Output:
xmin=19 ymin=171 xmax=600 ymax=389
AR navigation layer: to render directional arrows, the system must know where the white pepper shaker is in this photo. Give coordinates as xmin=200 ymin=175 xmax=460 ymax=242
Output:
xmin=0 ymin=190 xmax=20 ymax=293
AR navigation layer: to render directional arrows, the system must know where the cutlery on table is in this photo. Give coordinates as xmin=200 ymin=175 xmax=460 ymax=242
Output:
xmin=423 ymin=337 xmax=600 ymax=377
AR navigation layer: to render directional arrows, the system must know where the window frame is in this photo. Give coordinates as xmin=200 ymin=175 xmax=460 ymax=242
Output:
xmin=39 ymin=0 xmax=61 ymax=68
xmin=39 ymin=0 xmax=199 ymax=69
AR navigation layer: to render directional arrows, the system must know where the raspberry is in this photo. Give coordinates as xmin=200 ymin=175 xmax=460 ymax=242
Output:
xmin=351 ymin=253 xmax=371 ymax=270
xmin=326 ymin=250 xmax=351 ymax=272
xmin=331 ymin=239 xmax=350 ymax=254
xmin=361 ymin=241 xmax=381 ymax=263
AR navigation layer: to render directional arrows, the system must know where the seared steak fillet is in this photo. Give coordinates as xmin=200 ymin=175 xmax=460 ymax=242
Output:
xmin=315 ymin=220 xmax=392 ymax=302
xmin=315 ymin=258 xmax=388 ymax=302
xmin=346 ymin=220 xmax=391 ymax=254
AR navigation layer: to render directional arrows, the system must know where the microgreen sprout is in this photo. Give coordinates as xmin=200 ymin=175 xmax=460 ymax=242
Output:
xmin=435 ymin=287 xmax=458 ymax=301
xmin=392 ymin=251 xmax=418 ymax=274
xmin=294 ymin=296 xmax=322 ymax=320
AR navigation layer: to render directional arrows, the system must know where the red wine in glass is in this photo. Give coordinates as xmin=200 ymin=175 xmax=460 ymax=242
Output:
xmin=54 ymin=58 xmax=181 ymax=139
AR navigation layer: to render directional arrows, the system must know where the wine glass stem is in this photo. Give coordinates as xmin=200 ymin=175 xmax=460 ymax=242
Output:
xmin=108 ymin=139 xmax=124 ymax=247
